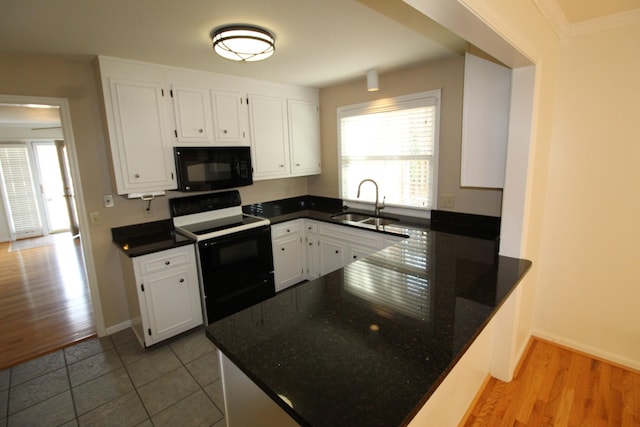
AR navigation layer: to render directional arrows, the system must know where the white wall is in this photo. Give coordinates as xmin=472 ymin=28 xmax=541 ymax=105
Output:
xmin=533 ymin=21 xmax=640 ymax=369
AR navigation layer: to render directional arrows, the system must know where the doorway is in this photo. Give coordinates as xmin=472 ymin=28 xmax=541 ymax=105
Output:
xmin=0 ymin=95 xmax=103 ymax=368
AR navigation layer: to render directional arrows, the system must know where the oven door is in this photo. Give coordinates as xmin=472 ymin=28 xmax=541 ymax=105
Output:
xmin=198 ymin=225 xmax=275 ymax=322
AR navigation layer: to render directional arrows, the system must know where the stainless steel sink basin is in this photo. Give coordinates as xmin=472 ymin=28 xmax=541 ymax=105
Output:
xmin=331 ymin=212 xmax=399 ymax=226
xmin=330 ymin=212 xmax=371 ymax=222
xmin=361 ymin=217 xmax=398 ymax=226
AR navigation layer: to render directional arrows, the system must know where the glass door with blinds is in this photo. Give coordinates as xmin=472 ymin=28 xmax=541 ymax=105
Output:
xmin=0 ymin=141 xmax=73 ymax=240
xmin=0 ymin=144 xmax=44 ymax=240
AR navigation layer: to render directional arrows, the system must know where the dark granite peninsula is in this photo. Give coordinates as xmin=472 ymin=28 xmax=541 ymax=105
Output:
xmin=207 ymin=196 xmax=531 ymax=427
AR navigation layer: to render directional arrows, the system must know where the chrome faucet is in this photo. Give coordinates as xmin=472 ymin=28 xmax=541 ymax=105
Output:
xmin=357 ymin=179 xmax=385 ymax=217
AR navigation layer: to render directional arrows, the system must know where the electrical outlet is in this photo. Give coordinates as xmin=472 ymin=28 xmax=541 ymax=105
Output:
xmin=440 ymin=194 xmax=455 ymax=209
xmin=89 ymin=211 xmax=100 ymax=225
xmin=103 ymin=194 xmax=114 ymax=208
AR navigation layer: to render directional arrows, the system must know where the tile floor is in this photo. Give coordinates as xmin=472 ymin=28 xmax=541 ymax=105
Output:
xmin=0 ymin=327 xmax=226 ymax=427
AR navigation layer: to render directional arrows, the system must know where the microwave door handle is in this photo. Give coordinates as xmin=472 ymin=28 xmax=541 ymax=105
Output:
xmin=234 ymin=158 xmax=240 ymax=177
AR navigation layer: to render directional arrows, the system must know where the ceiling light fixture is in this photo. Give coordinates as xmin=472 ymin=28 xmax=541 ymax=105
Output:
xmin=366 ymin=69 xmax=379 ymax=92
xmin=211 ymin=25 xmax=275 ymax=62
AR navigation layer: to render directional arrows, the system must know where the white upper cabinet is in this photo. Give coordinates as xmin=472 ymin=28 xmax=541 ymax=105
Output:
xmin=248 ymin=95 xmax=322 ymax=181
xmin=288 ymin=100 xmax=321 ymax=176
xmin=98 ymin=56 xmax=320 ymax=194
xmin=212 ymin=91 xmax=249 ymax=145
xmin=171 ymin=85 xmax=213 ymax=144
xmin=460 ymin=52 xmax=512 ymax=188
xmin=101 ymin=69 xmax=176 ymax=195
xmin=248 ymin=94 xmax=290 ymax=180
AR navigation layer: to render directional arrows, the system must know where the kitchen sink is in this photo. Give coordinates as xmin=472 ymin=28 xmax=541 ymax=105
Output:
xmin=331 ymin=212 xmax=399 ymax=226
xmin=330 ymin=212 xmax=371 ymax=222
xmin=361 ymin=217 xmax=398 ymax=226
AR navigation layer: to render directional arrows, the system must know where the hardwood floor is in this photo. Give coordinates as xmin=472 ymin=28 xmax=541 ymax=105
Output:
xmin=0 ymin=234 xmax=95 ymax=370
xmin=463 ymin=338 xmax=640 ymax=426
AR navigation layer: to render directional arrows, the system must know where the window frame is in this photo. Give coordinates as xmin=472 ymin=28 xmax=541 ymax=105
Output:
xmin=336 ymin=90 xmax=441 ymax=217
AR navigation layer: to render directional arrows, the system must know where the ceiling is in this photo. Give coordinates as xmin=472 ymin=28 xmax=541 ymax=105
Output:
xmin=0 ymin=0 xmax=467 ymax=90
xmin=555 ymin=0 xmax=640 ymax=23
xmin=1 ymin=0 xmax=638 ymax=128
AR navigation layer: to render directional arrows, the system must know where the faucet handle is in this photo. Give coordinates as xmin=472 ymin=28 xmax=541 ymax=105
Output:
xmin=378 ymin=196 xmax=386 ymax=211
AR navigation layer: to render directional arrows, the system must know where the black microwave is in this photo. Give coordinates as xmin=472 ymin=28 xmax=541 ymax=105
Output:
xmin=174 ymin=146 xmax=253 ymax=192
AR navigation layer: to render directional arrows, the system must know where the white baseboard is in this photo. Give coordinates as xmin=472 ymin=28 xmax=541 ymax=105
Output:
xmin=532 ymin=329 xmax=640 ymax=372
xmin=104 ymin=319 xmax=132 ymax=336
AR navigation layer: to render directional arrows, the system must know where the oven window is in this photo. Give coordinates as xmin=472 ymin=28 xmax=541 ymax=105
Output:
xmin=219 ymin=240 xmax=258 ymax=265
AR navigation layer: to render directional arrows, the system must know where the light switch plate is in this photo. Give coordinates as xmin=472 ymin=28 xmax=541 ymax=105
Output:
xmin=440 ymin=194 xmax=455 ymax=209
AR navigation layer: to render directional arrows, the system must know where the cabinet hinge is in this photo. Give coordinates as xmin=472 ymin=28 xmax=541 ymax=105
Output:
xmin=240 ymin=97 xmax=243 ymax=105
xmin=170 ymin=89 xmax=174 ymax=97
xmin=246 ymin=97 xmax=249 ymax=105
xmin=171 ymin=172 xmax=174 ymax=180
xmin=148 ymin=328 xmax=152 ymax=336
xmin=174 ymin=129 xmax=178 ymax=138
xmin=140 ymin=284 xmax=144 ymax=292
xmin=161 ymin=89 xmax=164 ymax=97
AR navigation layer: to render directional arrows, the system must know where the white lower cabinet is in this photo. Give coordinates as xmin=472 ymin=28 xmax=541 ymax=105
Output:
xmin=318 ymin=236 xmax=347 ymax=276
xmin=120 ymin=245 xmax=203 ymax=347
xmin=272 ymin=219 xmax=405 ymax=292
xmin=271 ymin=220 xmax=305 ymax=292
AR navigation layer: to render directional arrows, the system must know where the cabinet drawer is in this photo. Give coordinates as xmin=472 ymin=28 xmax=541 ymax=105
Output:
xmin=138 ymin=246 xmax=192 ymax=276
xmin=318 ymin=222 xmax=380 ymax=248
xmin=272 ymin=220 xmax=302 ymax=239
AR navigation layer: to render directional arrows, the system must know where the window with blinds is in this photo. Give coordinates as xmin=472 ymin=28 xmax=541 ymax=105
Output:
xmin=0 ymin=145 xmax=42 ymax=239
xmin=338 ymin=90 xmax=440 ymax=210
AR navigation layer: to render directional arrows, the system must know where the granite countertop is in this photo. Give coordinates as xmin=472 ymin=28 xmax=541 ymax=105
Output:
xmin=111 ymin=219 xmax=194 ymax=257
xmin=207 ymin=196 xmax=532 ymax=427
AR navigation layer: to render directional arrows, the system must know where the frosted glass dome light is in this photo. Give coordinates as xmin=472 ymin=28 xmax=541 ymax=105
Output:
xmin=212 ymin=25 xmax=275 ymax=62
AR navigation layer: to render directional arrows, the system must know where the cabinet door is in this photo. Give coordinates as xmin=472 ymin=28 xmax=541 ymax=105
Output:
xmin=171 ymin=85 xmax=213 ymax=144
xmin=288 ymin=100 xmax=321 ymax=176
xmin=212 ymin=91 xmax=248 ymax=144
xmin=142 ymin=266 xmax=202 ymax=345
xmin=318 ymin=237 xmax=347 ymax=276
xmin=305 ymin=234 xmax=319 ymax=280
xmin=460 ymin=52 xmax=511 ymax=188
xmin=248 ymin=94 xmax=289 ymax=180
xmin=108 ymin=78 xmax=176 ymax=194
xmin=273 ymin=234 xmax=304 ymax=292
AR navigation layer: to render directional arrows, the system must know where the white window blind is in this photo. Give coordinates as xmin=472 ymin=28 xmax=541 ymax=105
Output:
xmin=338 ymin=90 xmax=440 ymax=210
xmin=0 ymin=145 xmax=42 ymax=239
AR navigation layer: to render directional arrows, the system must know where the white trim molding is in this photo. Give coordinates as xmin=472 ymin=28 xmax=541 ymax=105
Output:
xmin=533 ymin=0 xmax=640 ymax=40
